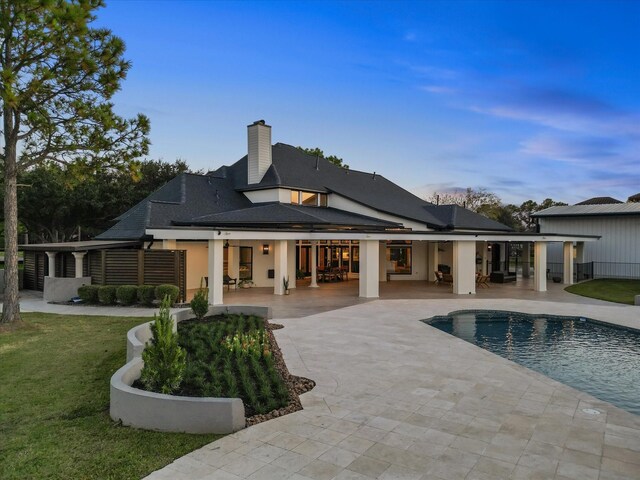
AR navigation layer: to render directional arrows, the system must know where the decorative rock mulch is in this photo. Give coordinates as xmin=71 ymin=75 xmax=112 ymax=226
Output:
xmin=245 ymin=321 xmax=315 ymax=426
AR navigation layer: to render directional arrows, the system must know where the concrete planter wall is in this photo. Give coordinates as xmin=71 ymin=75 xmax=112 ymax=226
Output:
xmin=111 ymin=305 xmax=271 ymax=434
xmin=43 ymin=276 xmax=91 ymax=302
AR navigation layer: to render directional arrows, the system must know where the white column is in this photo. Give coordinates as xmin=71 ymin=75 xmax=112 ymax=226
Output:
xmin=359 ymin=240 xmax=380 ymax=298
xmin=72 ymin=252 xmax=87 ymax=278
xmin=452 ymin=241 xmax=476 ymax=295
xmin=287 ymin=240 xmax=297 ymax=289
xmin=563 ymin=242 xmax=574 ymax=285
xmin=45 ymin=251 xmax=56 ymax=277
xmin=207 ymin=239 xmax=224 ymax=305
xmin=163 ymin=239 xmax=177 ymax=250
xmin=534 ymin=242 xmax=547 ymax=292
xmin=522 ymin=242 xmax=531 ymax=278
xmin=428 ymin=242 xmax=439 ymax=281
xmin=310 ymin=242 xmax=318 ymax=288
xmin=274 ymin=240 xmax=288 ymax=295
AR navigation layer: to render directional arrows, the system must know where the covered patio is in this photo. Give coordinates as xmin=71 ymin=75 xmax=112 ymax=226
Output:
xmin=148 ymin=228 xmax=599 ymax=307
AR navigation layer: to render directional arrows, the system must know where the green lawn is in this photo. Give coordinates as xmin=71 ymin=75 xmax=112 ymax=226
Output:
xmin=565 ymin=278 xmax=640 ymax=305
xmin=0 ymin=313 xmax=219 ymax=480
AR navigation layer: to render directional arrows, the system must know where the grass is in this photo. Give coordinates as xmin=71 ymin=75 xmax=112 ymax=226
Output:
xmin=0 ymin=313 xmax=219 ymax=480
xmin=565 ymin=278 xmax=640 ymax=305
xmin=177 ymin=314 xmax=290 ymax=416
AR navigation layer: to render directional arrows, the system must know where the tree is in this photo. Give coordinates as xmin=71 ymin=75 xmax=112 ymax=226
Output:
xmin=1 ymin=1 xmax=150 ymax=323
xmin=513 ymin=198 xmax=567 ymax=231
xmin=11 ymin=159 xmax=190 ymax=242
xmin=297 ymin=146 xmax=349 ymax=169
xmin=426 ymin=187 xmax=501 ymax=213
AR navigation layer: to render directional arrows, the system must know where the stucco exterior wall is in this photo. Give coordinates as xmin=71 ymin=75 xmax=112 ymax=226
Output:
xmin=176 ymin=241 xmax=208 ymax=291
xmin=243 ymin=240 xmax=274 ymax=287
xmin=243 ymin=188 xmax=290 ymax=204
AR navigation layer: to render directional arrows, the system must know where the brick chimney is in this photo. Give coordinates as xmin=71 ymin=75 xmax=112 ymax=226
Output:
xmin=247 ymin=120 xmax=272 ymax=184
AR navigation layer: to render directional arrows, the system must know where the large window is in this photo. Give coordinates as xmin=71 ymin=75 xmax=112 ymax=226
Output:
xmin=290 ymin=190 xmax=327 ymax=207
xmin=387 ymin=241 xmax=412 ymax=275
xmin=301 ymin=192 xmax=318 ymax=206
xmin=239 ymin=246 xmax=252 ymax=280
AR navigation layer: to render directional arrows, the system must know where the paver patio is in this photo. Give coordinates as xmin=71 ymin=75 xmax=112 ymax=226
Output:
xmin=145 ymin=298 xmax=640 ymax=480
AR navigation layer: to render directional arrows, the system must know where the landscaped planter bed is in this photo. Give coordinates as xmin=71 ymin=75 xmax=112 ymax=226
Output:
xmin=110 ymin=306 xmax=314 ymax=434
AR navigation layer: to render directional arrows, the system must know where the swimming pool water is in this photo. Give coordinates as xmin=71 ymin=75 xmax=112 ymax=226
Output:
xmin=425 ymin=310 xmax=640 ymax=416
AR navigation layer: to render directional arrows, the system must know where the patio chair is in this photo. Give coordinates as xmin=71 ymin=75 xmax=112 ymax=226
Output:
xmin=476 ymin=274 xmax=490 ymax=288
xmin=223 ymin=274 xmax=237 ymax=290
xmin=442 ymin=273 xmax=454 ymax=287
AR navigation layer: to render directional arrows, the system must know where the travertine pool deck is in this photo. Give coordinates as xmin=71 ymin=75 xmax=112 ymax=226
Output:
xmin=146 ymin=299 xmax=640 ymax=480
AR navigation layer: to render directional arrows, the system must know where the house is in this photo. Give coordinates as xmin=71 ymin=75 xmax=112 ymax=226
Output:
xmin=24 ymin=121 xmax=598 ymax=303
xmin=534 ymin=201 xmax=640 ymax=279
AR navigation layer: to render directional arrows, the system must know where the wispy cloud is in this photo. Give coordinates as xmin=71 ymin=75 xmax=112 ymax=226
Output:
xmin=403 ymin=31 xmax=417 ymax=42
xmin=470 ymin=87 xmax=640 ymax=137
xmin=520 ymin=134 xmax=620 ymax=163
xmin=420 ymin=85 xmax=456 ymax=94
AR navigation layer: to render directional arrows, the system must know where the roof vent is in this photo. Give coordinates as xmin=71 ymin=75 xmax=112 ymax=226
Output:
xmin=247 ymin=120 xmax=272 ymax=184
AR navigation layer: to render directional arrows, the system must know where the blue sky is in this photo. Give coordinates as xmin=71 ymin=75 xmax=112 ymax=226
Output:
xmin=99 ymin=0 xmax=640 ymax=205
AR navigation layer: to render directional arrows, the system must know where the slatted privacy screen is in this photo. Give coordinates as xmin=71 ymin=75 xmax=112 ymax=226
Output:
xmin=92 ymin=249 xmax=186 ymax=301
xmin=24 ymin=248 xmax=186 ymax=302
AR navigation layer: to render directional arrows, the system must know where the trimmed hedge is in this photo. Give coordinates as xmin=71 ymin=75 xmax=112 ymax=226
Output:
xmin=138 ymin=285 xmax=156 ymax=306
xmin=76 ymin=283 xmax=181 ymax=307
xmin=98 ymin=286 xmax=117 ymax=305
xmin=155 ymin=284 xmax=180 ymax=306
xmin=77 ymin=285 xmax=100 ymax=303
xmin=116 ymin=285 xmax=138 ymax=305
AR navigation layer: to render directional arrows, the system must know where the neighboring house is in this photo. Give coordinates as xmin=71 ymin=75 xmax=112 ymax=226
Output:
xmin=534 ymin=202 xmax=640 ymax=279
xmin=24 ymin=121 xmax=596 ymax=302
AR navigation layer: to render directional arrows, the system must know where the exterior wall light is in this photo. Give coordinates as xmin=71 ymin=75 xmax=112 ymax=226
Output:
xmin=262 ymin=244 xmax=270 ymax=255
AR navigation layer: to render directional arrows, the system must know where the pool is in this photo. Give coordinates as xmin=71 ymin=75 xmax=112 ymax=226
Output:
xmin=424 ymin=310 xmax=640 ymax=416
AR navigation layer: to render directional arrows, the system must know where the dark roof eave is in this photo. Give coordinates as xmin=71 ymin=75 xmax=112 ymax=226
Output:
xmin=146 ymin=226 xmax=598 ymax=238
xmin=21 ymin=240 xmax=143 ymax=252
xmin=171 ymin=221 xmax=397 ymax=231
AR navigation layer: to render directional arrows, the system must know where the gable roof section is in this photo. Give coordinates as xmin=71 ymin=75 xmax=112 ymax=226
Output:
xmin=96 ymin=173 xmax=252 ymax=240
xmin=214 ymin=143 xmax=511 ymax=231
xmin=178 ymin=203 xmax=400 ymax=229
xmin=423 ymin=204 xmax=513 ymax=231
xmin=533 ymin=203 xmax=640 ymax=218
xmin=98 ymin=143 xmax=512 ymax=240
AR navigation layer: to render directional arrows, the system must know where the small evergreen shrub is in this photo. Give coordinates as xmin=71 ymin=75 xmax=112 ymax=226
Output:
xmin=77 ymin=285 xmax=100 ymax=303
xmin=190 ymin=287 xmax=209 ymax=320
xmin=97 ymin=286 xmax=117 ymax=305
xmin=138 ymin=285 xmax=156 ymax=306
xmin=155 ymin=284 xmax=179 ymax=305
xmin=116 ymin=285 xmax=138 ymax=305
xmin=140 ymin=296 xmax=186 ymax=394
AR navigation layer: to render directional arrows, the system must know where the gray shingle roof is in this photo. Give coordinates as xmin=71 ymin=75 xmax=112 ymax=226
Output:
xmin=98 ymin=144 xmax=512 ymax=240
xmin=575 ymin=196 xmax=623 ymax=205
xmin=423 ymin=204 xmax=512 ymax=231
xmin=533 ymin=203 xmax=640 ymax=218
xmin=180 ymin=203 xmax=400 ymax=229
